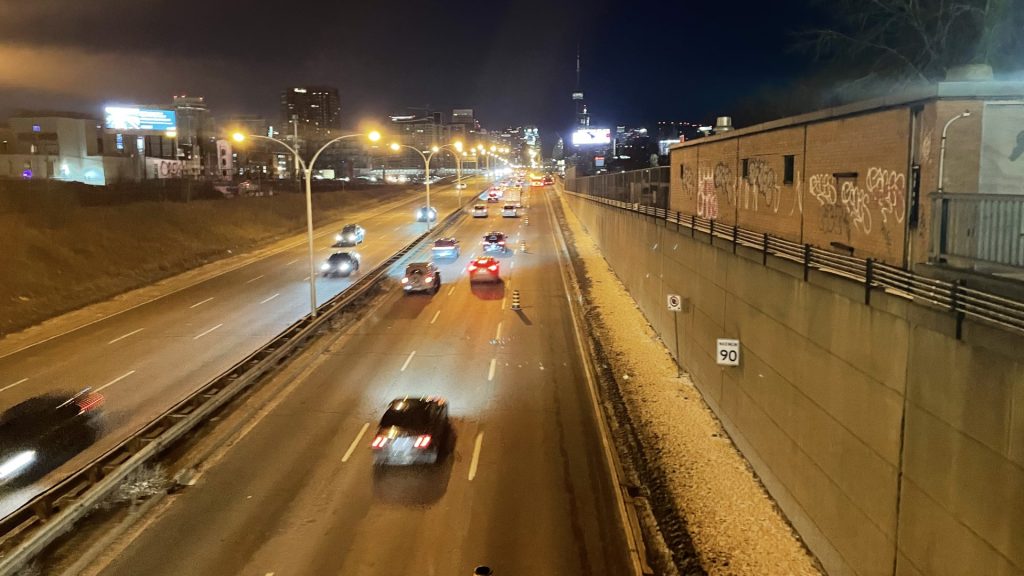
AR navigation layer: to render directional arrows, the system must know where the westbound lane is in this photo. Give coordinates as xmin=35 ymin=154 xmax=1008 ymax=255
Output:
xmin=95 ymin=186 xmax=634 ymax=576
xmin=0 ymin=180 xmax=480 ymax=518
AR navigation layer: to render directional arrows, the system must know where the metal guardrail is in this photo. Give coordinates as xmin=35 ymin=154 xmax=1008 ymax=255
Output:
xmin=932 ymin=192 xmax=1024 ymax=268
xmin=0 ymin=201 xmax=470 ymax=574
xmin=566 ymin=191 xmax=1024 ymax=338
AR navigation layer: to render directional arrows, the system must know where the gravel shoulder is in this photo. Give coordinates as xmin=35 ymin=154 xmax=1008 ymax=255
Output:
xmin=554 ymin=188 xmax=823 ymax=576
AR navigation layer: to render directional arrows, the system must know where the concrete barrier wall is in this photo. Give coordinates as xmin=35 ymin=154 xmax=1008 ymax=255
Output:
xmin=564 ymin=193 xmax=1024 ymax=576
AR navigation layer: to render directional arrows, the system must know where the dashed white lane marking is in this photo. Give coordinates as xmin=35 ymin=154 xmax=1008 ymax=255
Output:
xmin=190 ymin=297 xmax=215 ymax=309
xmin=0 ymin=378 xmax=28 ymax=393
xmin=447 ymin=286 xmax=456 ymax=296
xmin=488 ymin=358 xmax=497 ymax=381
xmin=378 ymin=234 xmax=387 ymax=239
xmin=108 ymin=328 xmax=144 ymax=345
xmin=260 ymin=293 xmax=280 ymax=304
xmin=430 ymin=310 xmax=441 ymax=325
xmin=96 ymin=370 xmax=136 ymax=393
xmin=495 ymin=322 xmax=503 ymax=340
xmin=342 ymin=423 xmax=370 ymax=463
xmin=286 ymin=259 xmax=299 ymax=266
xmin=194 ymin=323 xmax=223 ymax=340
xmin=393 ymin=225 xmax=402 ymax=231
xmin=401 ymin=350 xmax=417 ymax=372
xmin=246 ymin=275 xmax=265 ymax=284
xmin=468 ymin=431 xmax=484 ymax=481
xmin=511 ymin=261 xmax=515 ymax=269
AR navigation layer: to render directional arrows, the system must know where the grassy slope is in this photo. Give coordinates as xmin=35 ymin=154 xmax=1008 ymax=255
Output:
xmin=0 ymin=189 xmax=404 ymax=336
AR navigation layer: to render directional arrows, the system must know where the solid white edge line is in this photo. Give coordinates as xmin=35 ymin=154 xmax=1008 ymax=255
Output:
xmin=286 ymin=259 xmax=299 ymax=266
xmin=260 ymin=293 xmax=280 ymax=304
xmin=543 ymin=188 xmax=645 ymax=576
xmin=96 ymin=370 xmax=136 ymax=393
xmin=468 ymin=431 xmax=484 ymax=481
xmin=107 ymin=327 xmax=144 ymax=345
xmin=430 ymin=310 xmax=441 ymax=325
xmin=400 ymin=350 xmax=417 ymax=372
xmin=189 ymin=297 xmax=215 ymax=309
xmin=487 ymin=358 xmax=496 ymax=381
xmin=342 ymin=423 xmax=370 ymax=463
xmin=245 ymin=275 xmax=265 ymax=284
xmin=0 ymin=378 xmax=29 ymax=393
xmin=193 ymin=323 xmax=224 ymax=340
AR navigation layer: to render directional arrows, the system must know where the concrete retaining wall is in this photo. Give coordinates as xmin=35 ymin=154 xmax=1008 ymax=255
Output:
xmin=565 ymin=192 xmax=1024 ymax=576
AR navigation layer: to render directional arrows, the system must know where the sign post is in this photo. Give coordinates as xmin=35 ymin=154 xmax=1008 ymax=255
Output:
xmin=667 ymin=294 xmax=683 ymax=376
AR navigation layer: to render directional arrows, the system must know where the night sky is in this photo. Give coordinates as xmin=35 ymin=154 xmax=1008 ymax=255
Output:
xmin=0 ymin=0 xmax=822 ymax=146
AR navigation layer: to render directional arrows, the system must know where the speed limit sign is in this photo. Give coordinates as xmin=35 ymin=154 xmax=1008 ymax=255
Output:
xmin=716 ymin=339 xmax=740 ymax=366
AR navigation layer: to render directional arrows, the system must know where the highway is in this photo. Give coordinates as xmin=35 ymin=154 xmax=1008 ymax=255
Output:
xmin=0 ymin=180 xmax=479 ymax=519
xmin=94 ymin=186 xmax=634 ymax=575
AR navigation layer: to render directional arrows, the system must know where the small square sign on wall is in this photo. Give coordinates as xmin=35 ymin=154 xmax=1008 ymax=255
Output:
xmin=716 ymin=339 xmax=740 ymax=366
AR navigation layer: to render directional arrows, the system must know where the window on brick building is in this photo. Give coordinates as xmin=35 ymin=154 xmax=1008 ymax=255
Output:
xmin=678 ymin=164 xmax=684 ymax=179
xmin=784 ymin=155 xmax=794 ymax=184
xmin=741 ymin=158 xmax=749 ymax=178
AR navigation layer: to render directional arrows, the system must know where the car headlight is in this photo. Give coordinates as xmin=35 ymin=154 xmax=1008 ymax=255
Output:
xmin=347 ymin=234 xmax=355 ymax=240
xmin=340 ymin=263 xmax=351 ymax=271
xmin=321 ymin=263 xmax=331 ymax=271
xmin=0 ymin=450 xmax=37 ymax=480
xmin=335 ymin=234 xmax=343 ymax=241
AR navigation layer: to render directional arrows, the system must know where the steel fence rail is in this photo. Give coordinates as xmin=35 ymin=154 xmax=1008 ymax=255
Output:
xmin=565 ymin=190 xmax=1024 ymax=338
xmin=0 ymin=201 xmax=470 ymax=574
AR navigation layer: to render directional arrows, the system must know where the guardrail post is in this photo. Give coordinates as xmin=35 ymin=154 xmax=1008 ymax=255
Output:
xmin=691 ymin=215 xmax=696 ymax=238
xmin=732 ymin=225 xmax=739 ymax=254
xmin=803 ymin=244 xmax=812 ymax=281
xmin=762 ymin=233 xmax=770 ymax=265
xmin=709 ymin=220 xmax=715 ymax=246
xmin=864 ymin=258 xmax=874 ymax=305
xmin=951 ymin=279 xmax=966 ymax=340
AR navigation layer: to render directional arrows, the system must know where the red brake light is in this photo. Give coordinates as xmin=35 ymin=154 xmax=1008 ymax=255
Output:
xmin=488 ymin=265 xmax=498 ymax=271
xmin=371 ymin=436 xmax=388 ymax=449
xmin=414 ymin=435 xmax=432 ymax=449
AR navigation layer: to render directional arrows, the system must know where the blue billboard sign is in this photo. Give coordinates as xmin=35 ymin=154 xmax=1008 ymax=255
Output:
xmin=104 ymin=106 xmax=177 ymax=132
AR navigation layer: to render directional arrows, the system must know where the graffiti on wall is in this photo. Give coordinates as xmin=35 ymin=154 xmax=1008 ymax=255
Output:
xmin=742 ymin=158 xmax=781 ymax=213
xmin=681 ymin=163 xmax=698 ymax=199
xmin=713 ymin=162 xmax=736 ymax=206
xmin=697 ymin=169 xmax=720 ymax=219
xmin=809 ymin=168 xmax=907 ymax=246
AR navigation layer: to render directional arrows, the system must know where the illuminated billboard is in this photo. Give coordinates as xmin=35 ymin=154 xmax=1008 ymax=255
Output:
xmin=104 ymin=106 xmax=177 ymax=132
xmin=572 ymin=128 xmax=611 ymax=146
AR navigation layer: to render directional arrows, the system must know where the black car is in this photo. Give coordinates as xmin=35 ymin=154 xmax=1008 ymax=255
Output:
xmin=0 ymin=389 xmax=104 ymax=487
xmin=481 ymin=232 xmax=508 ymax=253
xmin=416 ymin=206 xmax=438 ymax=222
xmin=371 ymin=397 xmax=450 ymax=466
xmin=321 ymin=252 xmax=360 ymax=277
xmin=333 ymin=224 xmax=366 ymax=247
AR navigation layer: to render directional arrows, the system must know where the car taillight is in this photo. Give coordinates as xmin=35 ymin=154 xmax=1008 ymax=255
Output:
xmin=414 ymin=435 xmax=432 ymax=449
xmin=371 ymin=436 xmax=388 ymax=449
xmin=468 ymin=265 xmax=477 ymax=271
xmin=401 ymin=277 xmax=409 ymax=284
xmin=424 ymin=276 xmax=433 ymax=283
xmin=75 ymin=392 xmax=104 ymax=413
xmin=498 ymin=241 xmax=505 ymax=245
xmin=488 ymin=265 xmax=498 ymax=271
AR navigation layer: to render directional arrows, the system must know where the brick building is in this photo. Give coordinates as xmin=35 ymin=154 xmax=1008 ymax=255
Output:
xmin=669 ymin=81 xmax=1024 ymax=270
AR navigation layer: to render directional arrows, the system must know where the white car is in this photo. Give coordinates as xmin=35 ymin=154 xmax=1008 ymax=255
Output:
xmin=472 ymin=204 xmax=488 ymax=218
xmin=501 ymin=204 xmax=519 ymax=218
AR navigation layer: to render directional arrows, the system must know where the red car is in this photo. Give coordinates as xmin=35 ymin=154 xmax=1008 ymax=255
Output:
xmin=467 ymin=256 xmax=501 ymax=282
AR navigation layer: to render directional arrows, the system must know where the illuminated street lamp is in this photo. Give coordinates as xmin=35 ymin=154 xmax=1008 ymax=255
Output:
xmin=232 ymin=130 xmax=381 ymax=317
xmin=389 ymin=142 xmax=446 ymax=230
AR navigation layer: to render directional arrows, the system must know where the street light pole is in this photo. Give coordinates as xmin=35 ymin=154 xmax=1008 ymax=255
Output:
xmin=233 ymin=131 xmax=380 ymax=318
xmin=938 ymin=110 xmax=972 ymax=194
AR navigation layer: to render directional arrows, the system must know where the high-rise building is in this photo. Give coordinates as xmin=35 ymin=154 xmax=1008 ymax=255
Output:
xmin=280 ymin=86 xmax=341 ymax=139
xmin=172 ymin=95 xmax=214 ymax=177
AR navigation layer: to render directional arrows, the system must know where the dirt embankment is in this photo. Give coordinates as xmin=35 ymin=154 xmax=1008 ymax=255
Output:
xmin=0 ymin=187 xmax=409 ymax=336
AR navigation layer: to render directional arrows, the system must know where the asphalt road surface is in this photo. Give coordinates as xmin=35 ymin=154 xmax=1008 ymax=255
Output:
xmin=95 ymin=187 xmax=633 ymax=576
xmin=0 ymin=180 xmax=480 ymax=519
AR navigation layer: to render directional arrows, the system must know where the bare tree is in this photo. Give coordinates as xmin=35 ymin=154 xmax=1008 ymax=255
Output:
xmin=802 ymin=0 xmax=1022 ymax=82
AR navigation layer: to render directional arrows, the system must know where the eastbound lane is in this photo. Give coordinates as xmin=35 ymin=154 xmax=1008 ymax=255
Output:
xmin=96 ymin=187 xmax=633 ymax=576
xmin=0 ymin=180 xmax=478 ymax=518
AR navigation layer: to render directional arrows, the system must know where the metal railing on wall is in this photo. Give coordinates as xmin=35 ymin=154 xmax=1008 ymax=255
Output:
xmin=566 ymin=190 xmax=1024 ymax=339
xmin=932 ymin=192 xmax=1024 ymax=268
xmin=565 ymin=166 xmax=669 ymax=210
